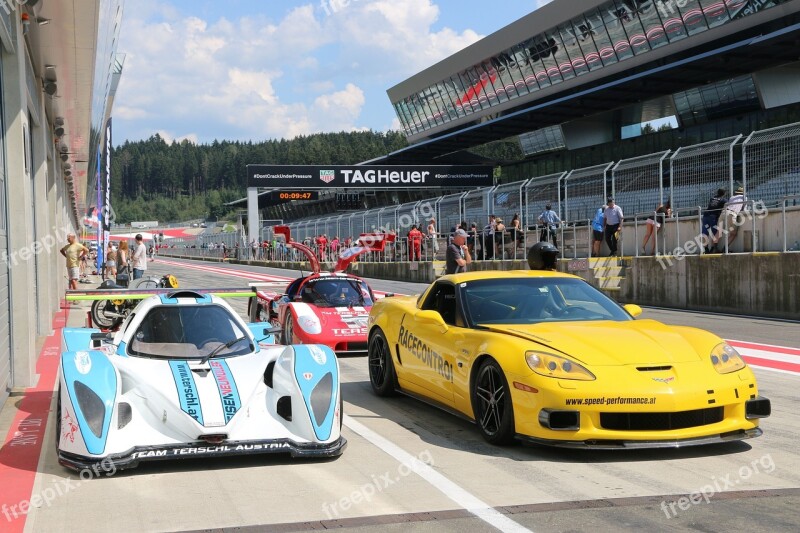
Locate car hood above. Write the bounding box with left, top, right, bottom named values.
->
left=482, top=319, right=705, bottom=366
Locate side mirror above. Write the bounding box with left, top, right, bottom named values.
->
left=91, top=332, right=111, bottom=341
left=263, top=327, right=281, bottom=335
left=415, top=310, right=447, bottom=330
left=623, top=304, right=643, bottom=318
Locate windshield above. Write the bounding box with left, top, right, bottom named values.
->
left=463, top=277, right=632, bottom=325
left=300, top=278, right=373, bottom=308
left=128, top=304, right=253, bottom=358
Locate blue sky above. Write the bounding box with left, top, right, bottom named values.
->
left=115, top=0, right=552, bottom=144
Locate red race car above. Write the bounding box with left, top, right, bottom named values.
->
left=248, top=227, right=394, bottom=355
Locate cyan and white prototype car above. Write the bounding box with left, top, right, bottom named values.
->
left=57, top=289, right=345, bottom=471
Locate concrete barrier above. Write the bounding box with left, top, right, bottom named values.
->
left=159, top=249, right=799, bottom=320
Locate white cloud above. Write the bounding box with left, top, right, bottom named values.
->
left=115, top=0, right=486, bottom=142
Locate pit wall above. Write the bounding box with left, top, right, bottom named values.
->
left=163, top=252, right=798, bottom=320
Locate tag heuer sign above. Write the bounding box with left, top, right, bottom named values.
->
left=247, top=165, right=493, bottom=189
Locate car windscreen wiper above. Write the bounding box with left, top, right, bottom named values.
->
left=199, top=336, right=250, bottom=365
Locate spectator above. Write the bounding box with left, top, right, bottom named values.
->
left=701, top=188, right=727, bottom=253
left=723, top=187, right=746, bottom=248
left=60, top=233, right=89, bottom=291
left=427, top=218, right=439, bottom=257
left=317, top=234, right=328, bottom=261
left=408, top=224, right=423, bottom=261
left=117, top=240, right=129, bottom=277
left=591, top=205, right=605, bottom=258
left=131, top=234, right=148, bottom=280
left=445, top=229, right=472, bottom=275
left=468, top=223, right=478, bottom=256
left=538, top=204, right=561, bottom=246
left=603, top=197, right=624, bottom=257
left=482, top=215, right=497, bottom=260
left=494, top=217, right=506, bottom=258
left=509, top=213, right=523, bottom=248
left=105, top=243, right=117, bottom=279
left=251, top=239, right=258, bottom=260
left=330, top=236, right=340, bottom=259
left=642, top=202, right=671, bottom=255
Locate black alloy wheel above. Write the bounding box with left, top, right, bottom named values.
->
left=368, top=329, right=398, bottom=396
left=472, top=358, right=516, bottom=445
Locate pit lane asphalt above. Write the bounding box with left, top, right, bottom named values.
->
left=21, top=258, right=800, bottom=533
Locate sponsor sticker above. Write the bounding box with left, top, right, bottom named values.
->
left=74, top=351, right=92, bottom=374
left=309, top=345, right=327, bottom=365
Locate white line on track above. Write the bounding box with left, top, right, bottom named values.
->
left=155, top=258, right=290, bottom=281
left=343, top=415, right=533, bottom=533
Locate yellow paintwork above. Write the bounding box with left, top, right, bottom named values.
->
left=368, top=270, right=763, bottom=445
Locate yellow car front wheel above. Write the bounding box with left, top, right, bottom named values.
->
left=472, top=358, right=516, bottom=445
left=368, top=329, right=398, bottom=397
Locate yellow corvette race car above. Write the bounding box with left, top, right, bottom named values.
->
left=367, top=271, right=770, bottom=448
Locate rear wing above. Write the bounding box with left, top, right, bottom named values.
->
left=65, top=287, right=257, bottom=302
left=334, top=232, right=396, bottom=272
left=272, top=225, right=395, bottom=274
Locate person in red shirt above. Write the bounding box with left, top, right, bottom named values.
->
left=408, top=225, right=423, bottom=261
left=316, top=234, right=328, bottom=261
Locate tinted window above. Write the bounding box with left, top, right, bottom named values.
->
left=129, top=304, right=251, bottom=358
left=302, top=278, right=373, bottom=308
left=463, top=277, right=632, bottom=325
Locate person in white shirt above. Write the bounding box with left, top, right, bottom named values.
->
left=603, top=197, right=624, bottom=256
left=427, top=218, right=439, bottom=255
left=131, top=234, right=148, bottom=279
left=723, top=186, right=747, bottom=248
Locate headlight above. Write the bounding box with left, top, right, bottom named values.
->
left=74, top=381, right=106, bottom=437
left=710, top=343, right=746, bottom=374
left=526, top=351, right=595, bottom=381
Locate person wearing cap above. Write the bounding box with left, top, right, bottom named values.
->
left=538, top=203, right=561, bottom=247
left=446, top=228, right=472, bottom=275
left=603, top=197, right=624, bottom=257
left=723, top=186, right=747, bottom=249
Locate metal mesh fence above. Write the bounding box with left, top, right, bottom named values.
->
left=397, top=201, right=422, bottom=233
left=463, top=188, right=492, bottom=228
left=378, top=207, right=396, bottom=233
left=323, top=217, right=337, bottom=239
left=438, top=192, right=464, bottom=234
left=336, top=215, right=350, bottom=241
left=492, top=179, right=527, bottom=226
left=363, top=209, right=381, bottom=234
left=743, top=121, right=800, bottom=205
left=564, top=163, right=613, bottom=222
left=669, top=135, right=741, bottom=210
left=524, top=172, right=565, bottom=228
left=612, top=150, right=669, bottom=216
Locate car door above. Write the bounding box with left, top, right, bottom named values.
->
left=396, top=281, right=462, bottom=405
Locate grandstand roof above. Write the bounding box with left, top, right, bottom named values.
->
left=372, top=2, right=800, bottom=164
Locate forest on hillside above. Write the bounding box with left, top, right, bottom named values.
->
left=109, top=130, right=410, bottom=223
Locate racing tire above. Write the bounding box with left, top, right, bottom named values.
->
left=283, top=314, right=295, bottom=345
left=91, top=300, right=122, bottom=330
left=368, top=329, right=398, bottom=397
left=471, top=358, right=516, bottom=445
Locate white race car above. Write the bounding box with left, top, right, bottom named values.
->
left=57, top=289, right=345, bottom=471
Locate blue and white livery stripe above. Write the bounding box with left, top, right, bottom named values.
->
left=169, top=361, right=204, bottom=425
left=210, top=360, right=241, bottom=423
